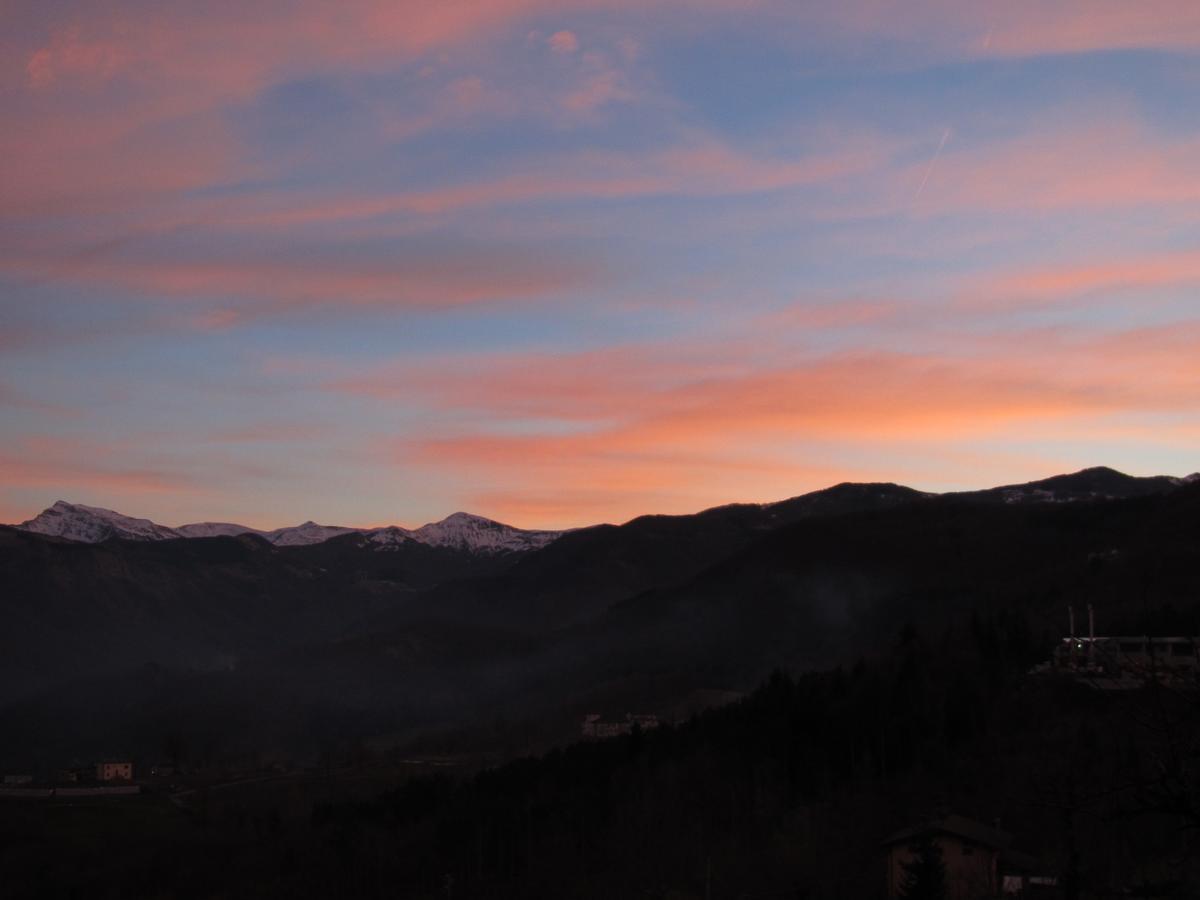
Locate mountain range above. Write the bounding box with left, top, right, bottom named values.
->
left=2, top=466, right=1198, bottom=768
left=14, top=464, right=1196, bottom=551
left=16, top=501, right=562, bottom=554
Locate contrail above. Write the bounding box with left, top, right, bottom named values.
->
left=913, top=127, right=951, bottom=204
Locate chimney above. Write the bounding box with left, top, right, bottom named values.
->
left=1088, top=603, right=1095, bottom=642
left=1068, top=605, right=1075, bottom=637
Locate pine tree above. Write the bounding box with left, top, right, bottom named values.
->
left=897, top=833, right=946, bottom=900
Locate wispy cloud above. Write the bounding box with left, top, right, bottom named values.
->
left=6, top=1, right=1200, bottom=528
left=316, top=315, right=1200, bottom=525
left=1, top=238, right=599, bottom=314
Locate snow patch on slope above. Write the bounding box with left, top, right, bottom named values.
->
left=361, top=526, right=416, bottom=550
left=265, top=521, right=360, bottom=546
left=20, top=501, right=183, bottom=542
left=14, top=503, right=566, bottom=554
left=409, top=512, right=562, bottom=554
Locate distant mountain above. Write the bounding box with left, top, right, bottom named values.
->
left=15, top=502, right=565, bottom=555
left=407, top=481, right=931, bottom=630
left=265, top=520, right=360, bottom=546
left=19, top=467, right=1193, bottom=553
left=404, top=511, right=562, bottom=554
left=175, top=521, right=268, bottom=539
left=587, top=475, right=1200, bottom=692
left=4, top=467, right=1198, bottom=767
left=19, top=500, right=184, bottom=542
left=955, top=465, right=1192, bottom=504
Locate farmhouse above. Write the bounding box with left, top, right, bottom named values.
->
left=1036, top=605, right=1200, bottom=688
left=580, top=713, right=660, bottom=739
left=882, top=814, right=1050, bottom=899
left=95, top=760, right=133, bottom=782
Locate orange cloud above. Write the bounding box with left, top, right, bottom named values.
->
left=337, top=317, right=1200, bottom=525
left=956, top=249, right=1200, bottom=314
left=348, top=323, right=1200, bottom=437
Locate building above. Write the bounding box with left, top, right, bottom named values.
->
left=2, top=774, right=33, bottom=786
left=1053, top=635, right=1198, bottom=676
left=1033, top=605, right=1200, bottom=688
left=581, top=713, right=660, bottom=739
left=882, top=814, right=1051, bottom=899
left=1041, top=634, right=1199, bottom=690
left=95, top=761, right=133, bottom=782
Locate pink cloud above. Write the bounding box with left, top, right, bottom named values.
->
left=0, top=438, right=201, bottom=498
left=956, top=248, right=1200, bottom=314
left=206, top=424, right=328, bottom=443
left=224, top=134, right=888, bottom=228
left=548, top=30, right=580, bottom=54
left=12, top=1, right=749, bottom=106
left=968, top=2, right=1200, bottom=58
left=563, top=67, right=632, bottom=113
left=0, top=102, right=241, bottom=218
left=0, top=241, right=598, bottom=313
left=905, top=115, right=1200, bottom=217
left=812, top=2, right=1200, bottom=59
left=762, top=299, right=901, bottom=330
left=0, top=2, right=627, bottom=220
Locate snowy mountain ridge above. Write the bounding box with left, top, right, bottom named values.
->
left=353, top=514, right=561, bottom=554
left=13, top=469, right=1197, bottom=555
left=20, top=500, right=185, bottom=543
left=407, top=511, right=561, bottom=553
left=15, top=501, right=564, bottom=555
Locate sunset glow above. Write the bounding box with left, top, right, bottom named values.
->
left=3, top=1, right=1199, bottom=528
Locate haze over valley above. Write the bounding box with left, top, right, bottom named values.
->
left=4, top=466, right=1196, bottom=767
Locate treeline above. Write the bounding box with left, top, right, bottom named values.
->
left=6, top=614, right=1198, bottom=899
left=289, top=616, right=1198, bottom=900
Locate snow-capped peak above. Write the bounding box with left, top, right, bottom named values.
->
left=13, top=502, right=564, bottom=555
left=407, top=511, right=562, bottom=554
left=361, top=525, right=416, bottom=549
left=19, top=500, right=184, bottom=543
left=358, top=514, right=564, bottom=554
left=265, top=521, right=360, bottom=546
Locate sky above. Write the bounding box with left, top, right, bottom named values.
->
left=2, top=1, right=1200, bottom=530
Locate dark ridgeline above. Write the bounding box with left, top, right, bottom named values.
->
left=1, top=468, right=1199, bottom=898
